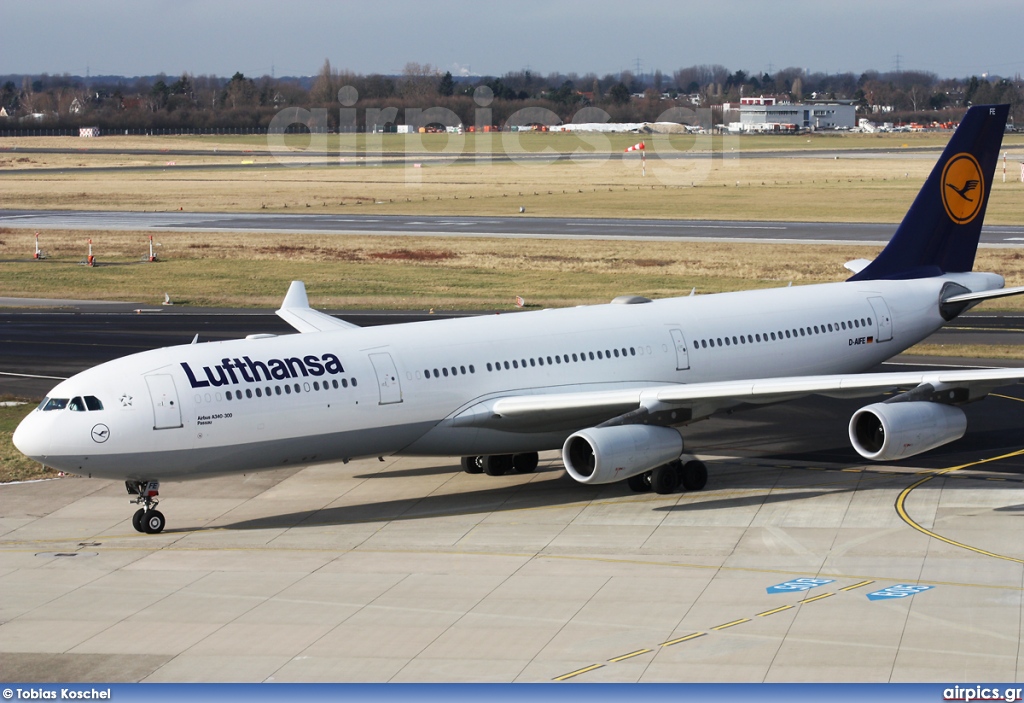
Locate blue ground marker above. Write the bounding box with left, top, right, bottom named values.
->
left=766, top=578, right=834, bottom=594
left=866, top=584, right=934, bottom=601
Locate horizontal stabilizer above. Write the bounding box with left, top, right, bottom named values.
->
left=942, top=284, right=1024, bottom=305
left=275, top=281, right=358, bottom=334
left=844, top=259, right=872, bottom=274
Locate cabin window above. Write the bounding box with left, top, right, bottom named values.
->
left=226, top=391, right=233, bottom=400
left=255, top=388, right=263, bottom=398
left=460, top=366, right=466, bottom=375
left=332, top=380, right=338, bottom=389
left=351, top=378, right=358, bottom=387
left=469, top=365, right=475, bottom=373
left=284, top=385, right=291, bottom=394
left=342, top=379, right=349, bottom=388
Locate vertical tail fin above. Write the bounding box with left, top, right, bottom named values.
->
left=849, top=104, right=1008, bottom=281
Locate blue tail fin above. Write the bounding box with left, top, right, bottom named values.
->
left=848, top=104, right=1008, bottom=281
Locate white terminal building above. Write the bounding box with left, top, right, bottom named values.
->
left=724, top=96, right=856, bottom=133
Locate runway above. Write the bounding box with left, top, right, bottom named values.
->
left=4, top=208, right=1024, bottom=245
left=2, top=305, right=1024, bottom=682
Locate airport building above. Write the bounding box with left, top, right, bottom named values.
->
left=725, top=96, right=857, bottom=132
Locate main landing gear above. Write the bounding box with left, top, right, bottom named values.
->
left=461, top=452, right=539, bottom=476
left=627, top=458, right=708, bottom=495
left=126, top=480, right=166, bottom=534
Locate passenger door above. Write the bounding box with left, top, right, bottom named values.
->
left=145, top=374, right=183, bottom=429
left=669, top=328, right=691, bottom=370
left=368, top=352, right=403, bottom=405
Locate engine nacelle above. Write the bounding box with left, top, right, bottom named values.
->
left=849, top=401, right=967, bottom=461
left=562, top=425, right=683, bottom=485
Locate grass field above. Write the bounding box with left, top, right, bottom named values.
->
left=2, top=131, right=1023, bottom=222
left=4, top=229, right=1024, bottom=310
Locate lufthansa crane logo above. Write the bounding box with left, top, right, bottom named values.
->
left=90, top=423, right=110, bottom=443
left=940, top=152, right=984, bottom=225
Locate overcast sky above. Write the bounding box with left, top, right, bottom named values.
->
left=2, top=0, right=1022, bottom=80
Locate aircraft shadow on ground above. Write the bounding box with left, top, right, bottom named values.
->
left=217, top=439, right=1024, bottom=531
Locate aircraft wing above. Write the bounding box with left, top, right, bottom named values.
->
left=275, top=281, right=359, bottom=333
left=454, top=367, right=1024, bottom=432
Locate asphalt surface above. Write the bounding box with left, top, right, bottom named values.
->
left=5, top=209, right=1024, bottom=244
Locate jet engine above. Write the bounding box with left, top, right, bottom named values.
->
left=849, top=401, right=967, bottom=461
left=562, top=425, right=683, bottom=485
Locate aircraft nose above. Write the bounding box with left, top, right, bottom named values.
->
left=12, top=413, right=46, bottom=459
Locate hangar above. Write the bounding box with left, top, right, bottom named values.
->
left=726, top=96, right=857, bottom=132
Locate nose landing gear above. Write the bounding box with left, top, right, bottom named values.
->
left=126, top=480, right=166, bottom=534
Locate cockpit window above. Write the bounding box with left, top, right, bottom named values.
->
left=42, top=398, right=69, bottom=411
left=69, top=397, right=86, bottom=412
left=84, top=396, right=103, bottom=411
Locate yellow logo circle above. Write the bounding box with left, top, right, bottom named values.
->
left=940, top=153, right=984, bottom=225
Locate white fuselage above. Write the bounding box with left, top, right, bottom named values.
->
left=13, top=275, right=968, bottom=482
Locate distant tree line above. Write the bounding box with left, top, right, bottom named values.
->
left=1, top=60, right=1021, bottom=134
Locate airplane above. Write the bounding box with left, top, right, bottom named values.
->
left=13, top=104, right=1024, bottom=535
